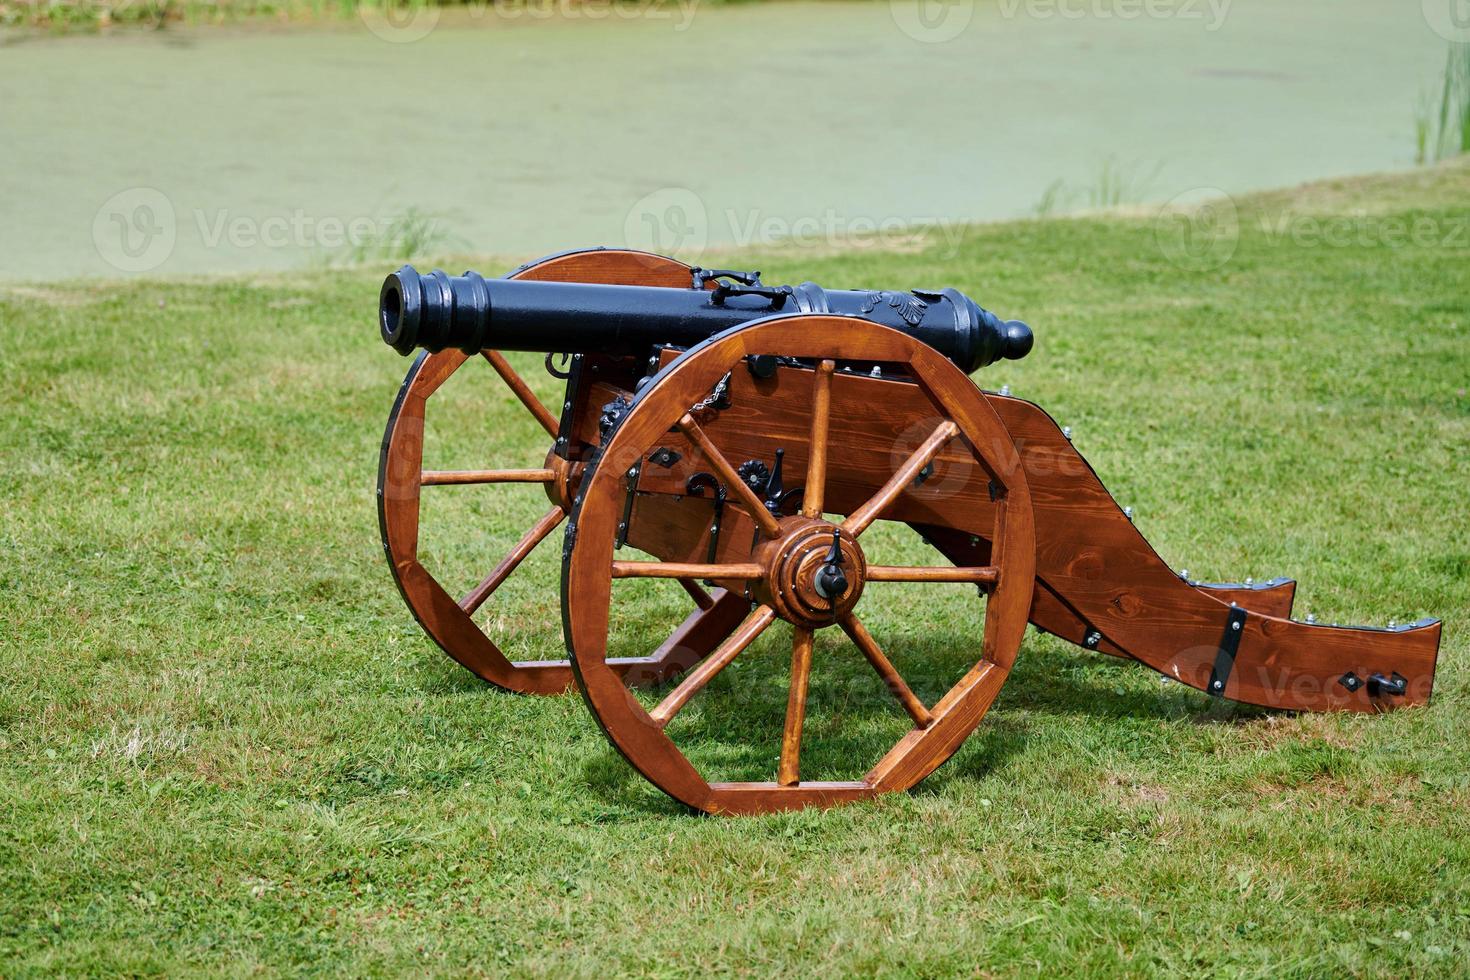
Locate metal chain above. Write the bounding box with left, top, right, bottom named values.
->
left=689, top=371, right=732, bottom=414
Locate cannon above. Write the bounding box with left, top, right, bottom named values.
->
left=376, top=248, right=1442, bottom=815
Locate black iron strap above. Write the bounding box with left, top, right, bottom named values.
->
left=1208, top=606, right=1249, bottom=698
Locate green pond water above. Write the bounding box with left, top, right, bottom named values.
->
left=0, top=0, right=1452, bottom=280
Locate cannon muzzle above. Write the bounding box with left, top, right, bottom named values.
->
left=381, top=264, right=1032, bottom=373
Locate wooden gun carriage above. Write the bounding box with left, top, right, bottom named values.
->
left=377, top=248, right=1442, bottom=815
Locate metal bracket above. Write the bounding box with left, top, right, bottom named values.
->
left=615, top=463, right=640, bottom=549
left=1207, top=606, right=1249, bottom=697
left=686, top=472, right=726, bottom=565
left=648, top=447, right=681, bottom=468
left=1367, top=672, right=1408, bottom=697
left=553, top=353, right=586, bottom=459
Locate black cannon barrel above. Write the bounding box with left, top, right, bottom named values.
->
left=380, top=265, right=1032, bottom=373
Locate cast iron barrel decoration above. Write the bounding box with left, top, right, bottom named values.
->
left=374, top=247, right=1442, bottom=816
left=380, top=265, right=1035, bottom=373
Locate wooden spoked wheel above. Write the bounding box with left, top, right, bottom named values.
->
left=377, top=248, right=718, bottom=694
left=564, top=315, right=1036, bottom=814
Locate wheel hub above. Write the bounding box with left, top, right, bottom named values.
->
left=755, top=519, right=867, bottom=628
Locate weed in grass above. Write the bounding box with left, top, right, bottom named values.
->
left=1086, top=155, right=1164, bottom=209
left=337, top=207, right=455, bottom=266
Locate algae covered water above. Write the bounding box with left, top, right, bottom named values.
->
left=0, top=0, right=1451, bottom=279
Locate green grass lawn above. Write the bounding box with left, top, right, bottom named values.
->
left=2, top=162, right=1468, bottom=976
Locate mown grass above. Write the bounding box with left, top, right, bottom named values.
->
left=2, top=161, right=1468, bottom=975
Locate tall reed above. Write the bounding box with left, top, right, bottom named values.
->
left=1417, top=43, right=1470, bottom=164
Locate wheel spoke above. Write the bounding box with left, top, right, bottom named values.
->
left=801, top=360, right=836, bottom=518
left=678, top=577, right=715, bottom=611
left=459, top=506, right=565, bottom=615
left=841, top=420, right=959, bottom=537
left=649, top=605, right=776, bottom=728
left=866, top=565, right=999, bottom=587
left=611, top=561, right=764, bottom=581
left=421, top=468, right=554, bottom=486
left=676, top=413, right=783, bottom=538
left=839, top=614, right=933, bottom=729
left=777, top=627, right=815, bottom=786
left=483, top=350, right=560, bottom=438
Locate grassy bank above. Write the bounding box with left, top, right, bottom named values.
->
left=0, top=0, right=739, bottom=32
left=1, top=161, right=1468, bottom=974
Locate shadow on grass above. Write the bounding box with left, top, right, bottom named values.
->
left=402, top=597, right=1272, bottom=815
